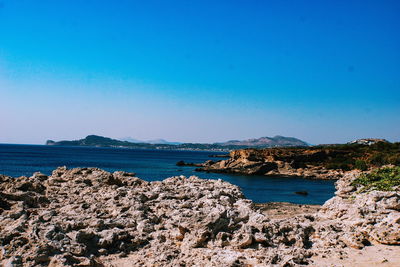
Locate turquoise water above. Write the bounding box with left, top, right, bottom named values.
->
left=0, top=144, right=335, bottom=204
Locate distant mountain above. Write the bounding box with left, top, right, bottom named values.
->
left=146, top=139, right=182, bottom=145
left=119, top=137, right=145, bottom=143
left=120, top=137, right=182, bottom=145
left=46, top=135, right=309, bottom=151
left=216, top=135, right=309, bottom=147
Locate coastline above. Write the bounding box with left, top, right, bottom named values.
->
left=0, top=143, right=230, bottom=153
left=0, top=144, right=336, bottom=205
left=189, top=144, right=400, bottom=180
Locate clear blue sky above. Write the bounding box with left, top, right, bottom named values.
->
left=0, top=0, right=399, bottom=144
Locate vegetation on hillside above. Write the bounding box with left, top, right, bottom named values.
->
left=313, top=142, right=400, bottom=171
left=352, top=167, right=400, bottom=192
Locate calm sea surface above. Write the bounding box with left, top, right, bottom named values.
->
left=0, top=144, right=335, bottom=204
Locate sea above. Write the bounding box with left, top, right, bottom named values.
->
left=0, top=144, right=335, bottom=205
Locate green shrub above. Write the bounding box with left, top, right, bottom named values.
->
left=352, top=167, right=400, bottom=192
left=369, top=153, right=387, bottom=166
left=326, top=163, right=340, bottom=170
left=326, top=162, right=351, bottom=171
left=354, top=159, right=368, bottom=171
left=388, top=154, right=400, bottom=166
left=340, top=163, right=351, bottom=171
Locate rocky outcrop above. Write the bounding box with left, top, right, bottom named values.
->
left=1, top=167, right=399, bottom=266
left=175, top=160, right=205, bottom=167
left=194, top=142, right=400, bottom=180
left=314, top=172, right=400, bottom=249
left=0, top=167, right=316, bottom=266
left=195, top=148, right=348, bottom=179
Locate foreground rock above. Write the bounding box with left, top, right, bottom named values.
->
left=0, top=167, right=399, bottom=266
left=255, top=202, right=320, bottom=220
left=310, top=170, right=400, bottom=266
left=315, top=172, right=400, bottom=249
left=0, top=167, right=315, bottom=266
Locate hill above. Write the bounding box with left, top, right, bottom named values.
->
left=217, top=135, right=309, bottom=147
left=45, top=135, right=309, bottom=151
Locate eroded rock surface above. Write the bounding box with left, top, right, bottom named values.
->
left=1, top=167, right=399, bottom=266
left=1, top=167, right=315, bottom=266
left=315, top=172, right=400, bottom=249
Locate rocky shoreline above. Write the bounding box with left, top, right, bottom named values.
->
left=190, top=142, right=400, bottom=180
left=188, top=148, right=356, bottom=180
left=1, top=167, right=399, bottom=266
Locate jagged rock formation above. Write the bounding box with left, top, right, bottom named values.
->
left=315, top=172, right=400, bottom=249
left=0, top=168, right=315, bottom=266
left=0, top=167, right=399, bottom=266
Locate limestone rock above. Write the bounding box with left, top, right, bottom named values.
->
left=314, top=172, right=400, bottom=248
left=1, top=167, right=399, bottom=266
left=0, top=167, right=315, bottom=266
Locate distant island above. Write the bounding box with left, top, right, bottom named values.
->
left=46, top=135, right=309, bottom=151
